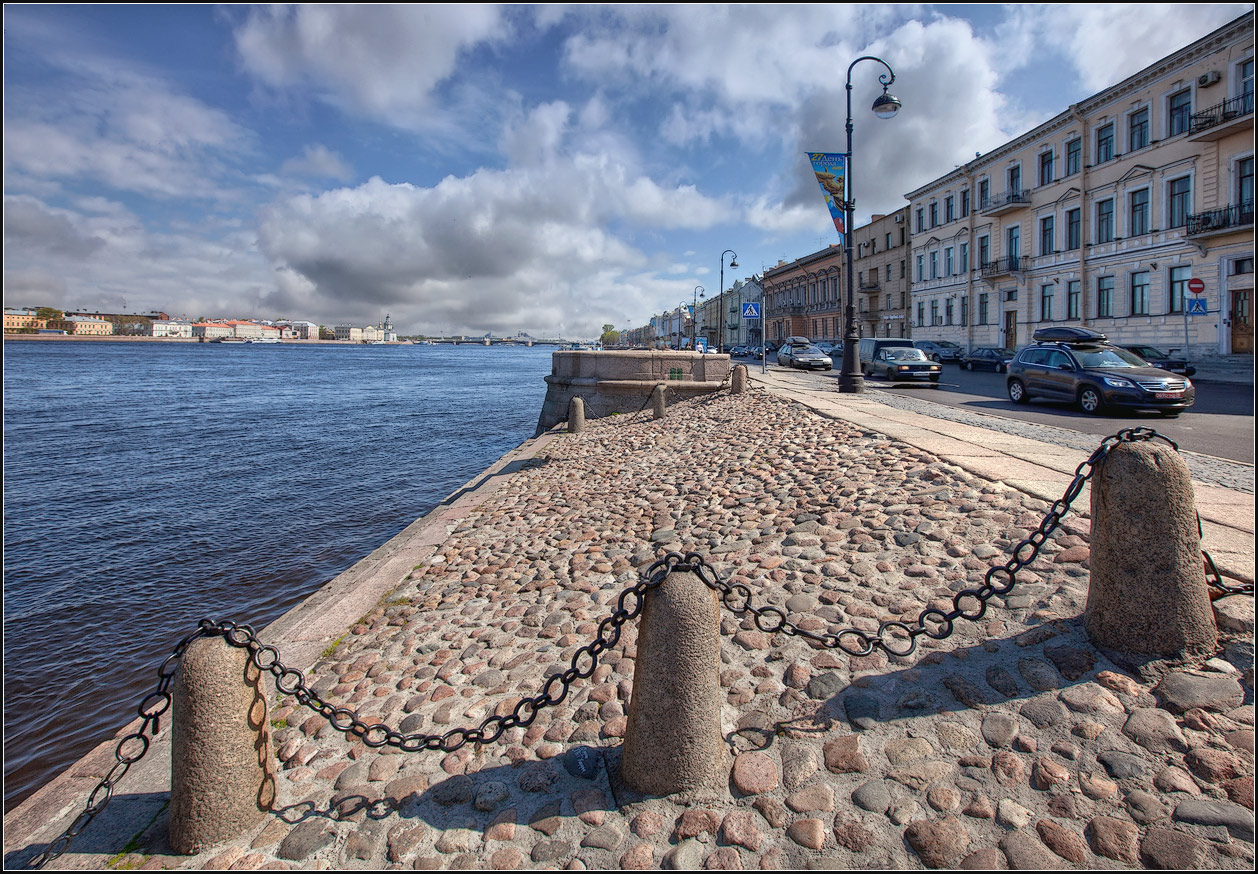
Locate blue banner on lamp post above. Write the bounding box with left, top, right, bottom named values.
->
left=807, top=152, right=847, bottom=244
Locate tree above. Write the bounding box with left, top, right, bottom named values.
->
left=35, top=307, right=63, bottom=322
left=599, top=323, right=618, bottom=346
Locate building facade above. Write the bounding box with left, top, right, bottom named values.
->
left=853, top=207, right=913, bottom=338
left=192, top=322, right=233, bottom=340
left=151, top=319, right=193, bottom=338
left=4, top=308, right=45, bottom=332
left=761, top=245, right=844, bottom=346
left=907, top=12, right=1253, bottom=358
left=48, top=316, right=114, bottom=335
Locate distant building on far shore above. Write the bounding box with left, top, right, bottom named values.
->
left=48, top=315, right=114, bottom=336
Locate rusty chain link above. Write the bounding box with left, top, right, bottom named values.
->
left=28, top=427, right=1248, bottom=868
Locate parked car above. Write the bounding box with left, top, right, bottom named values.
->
left=913, top=339, right=964, bottom=362
left=866, top=346, right=942, bottom=382
left=779, top=343, right=833, bottom=371
left=1119, top=344, right=1197, bottom=376
left=815, top=341, right=837, bottom=355
left=1005, top=327, right=1194, bottom=416
left=960, top=347, right=1015, bottom=372
left=729, top=345, right=748, bottom=357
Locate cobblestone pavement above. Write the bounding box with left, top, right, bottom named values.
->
left=32, top=388, right=1256, bottom=871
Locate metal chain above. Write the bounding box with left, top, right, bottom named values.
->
left=28, top=426, right=1244, bottom=868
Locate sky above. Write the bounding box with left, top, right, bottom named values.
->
left=3, top=4, right=1252, bottom=340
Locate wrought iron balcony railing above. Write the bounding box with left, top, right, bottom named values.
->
left=980, top=190, right=1031, bottom=214
left=1186, top=201, right=1254, bottom=235
left=979, top=256, right=1031, bottom=278
left=1190, top=92, right=1254, bottom=135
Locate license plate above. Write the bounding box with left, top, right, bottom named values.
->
left=1155, top=392, right=1181, bottom=399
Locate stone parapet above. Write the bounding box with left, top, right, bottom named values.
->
left=535, top=350, right=729, bottom=434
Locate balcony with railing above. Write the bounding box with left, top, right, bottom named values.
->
left=1189, top=92, right=1254, bottom=141
left=979, top=256, right=1031, bottom=279
left=858, top=279, right=881, bottom=295
left=1186, top=200, right=1254, bottom=236
left=980, top=190, right=1031, bottom=215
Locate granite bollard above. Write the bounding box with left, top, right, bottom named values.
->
left=567, top=396, right=585, bottom=433
left=170, top=635, right=275, bottom=854
left=620, top=567, right=726, bottom=795
left=1084, top=440, right=1217, bottom=664
left=731, top=365, right=747, bottom=394
left=651, top=384, right=667, bottom=420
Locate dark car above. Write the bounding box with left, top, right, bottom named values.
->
left=1119, top=344, right=1197, bottom=376
left=867, top=346, right=942, bottom=382
left=960, top=347, right=1015, bottom=372
left=779, top=343, right=833, bottom=370
left=1005, top=327, right=1194, bottom=416
left=913, top=340, right=964, bottom=362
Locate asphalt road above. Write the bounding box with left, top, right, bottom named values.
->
left=759, top=356, right=1255, bottom=464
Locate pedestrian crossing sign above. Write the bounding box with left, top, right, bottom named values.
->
left=1187, top=298, right=1207, bottom=315
left=742, top=302, right=761, bottom=319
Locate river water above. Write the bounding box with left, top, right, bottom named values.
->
left=2, top=340, right=553, bottom=812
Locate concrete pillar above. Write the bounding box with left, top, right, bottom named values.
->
left=170, top=636, right=275, bottom=854
left=651, top=384, right=666, bottom=420
left=1084, top=440, right=1217, bottom=663
left=620, top=569, right=726, bottom=795
left=731, top=365, right=747, bottom=394
left=567, top=396, right=585, bottom=433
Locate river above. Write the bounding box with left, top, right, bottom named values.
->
left=2, top=340, right=553, bottom=812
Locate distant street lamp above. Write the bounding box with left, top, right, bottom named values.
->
left=718, top=250, right=738, bottom=354
left=692, top=286, right=705, bottom=349
left=839, top=56, right=901, bottom=394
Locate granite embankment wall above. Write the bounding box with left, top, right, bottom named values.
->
left=535, top=350, right=730, bottom=434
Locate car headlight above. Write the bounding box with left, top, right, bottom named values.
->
left=1102, top=376, right=1133, bottom=388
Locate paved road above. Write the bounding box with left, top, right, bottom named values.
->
left=757, top=358, right=1254, bottom=465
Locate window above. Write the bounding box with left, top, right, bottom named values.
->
left=1066, top=208, right=1081, bottom=250
left=885, top=233, right=892, bottom=250
left=945, top=298, right=954, bottom=325
left=979, top=178, right=990, bottom=207
left=1065, top=138, right=1081, bottom=176
left=916, top=208, right=925, bottom=232
left=1040, top=284, right=1054, bottom=321
left=1040, top=215, right=1055, bottom=255
left=900, top=291, right=906, bottom=307
left=885, top=263, right=892, bottom=281
left=961, top=296, right=968, bottom=327
left=929, top=251, right=938, bottom=280
left=1243, top=58, right=1255, bottom=114
left=929, top=202, right=938, bottom=228
left=916, top=254, right=924, bottom=282
left=944, top=246, right=953, bottom=276
left=978, top=235, right=990, bottom=266
left=1097, top=198, right=1114, bottom=243
left=1008, top=164, right=1022, bottom=194
left=1067, top=280, right=1080, bottom=320
left=1006, top=224, right=1020, bottom=259
left=945, top=196, right=955, bottom=223
left=930, top=300, right=939, bottom=326
left=1232, top=257, right=1254, bottom=275
left=1097, top=276, right=1114, bottom=317
left=1131, top=270, right=1150, bottom=315
left=1128, top=107, right=1149, bottom=151
left=1168, top=176, right=1191, bottom=228
left=1239, top=156, right=1254, bottom=209
left=1169, top=266, right=1190, bottom=313
left=979, top=292, right=989, bottom=325
left=917, top=301, right=925, bottom=326
left=900, top=259, right=905, bottom=278
left=1129, top=188, right=1149, bottom=236
left=1039, top=150, right=1054, bottom=186
left=1096, top=123, right=1114, bottom=163
left=960, top=242, right=969, bottom=273
left=1168, top=90, right=1192, bottom=137
left=961, top=189, right=970, bottom=217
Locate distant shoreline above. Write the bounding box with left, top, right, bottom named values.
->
left=2, top=334, right=400, bottom=345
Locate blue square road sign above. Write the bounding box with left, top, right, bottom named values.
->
left=742, top=302, right=761, bottom=319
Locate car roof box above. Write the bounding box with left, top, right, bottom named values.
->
left=1032, top=326, right=1107, bottom=344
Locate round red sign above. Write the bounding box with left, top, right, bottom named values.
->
left=1187, top=278, right=1206, bottom=294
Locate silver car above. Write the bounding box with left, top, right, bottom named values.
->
left=779, top=344, right=833, bottom=371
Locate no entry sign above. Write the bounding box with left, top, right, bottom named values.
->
left=1187, top=278, right=1206, bottom=294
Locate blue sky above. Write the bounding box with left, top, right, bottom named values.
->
left=4, top=4, right=1250, bottom=339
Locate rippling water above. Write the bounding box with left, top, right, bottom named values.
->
left=2, top=340, right=552, bottom=811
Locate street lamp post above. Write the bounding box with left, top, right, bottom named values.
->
left=838, top=56, right=901, bottom=394
left=692, top=286, right=705, bottom=350
left=718, top=250, right=738, bottom=354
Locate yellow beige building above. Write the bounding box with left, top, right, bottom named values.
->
left=907, top=12, right=1253, bottom=358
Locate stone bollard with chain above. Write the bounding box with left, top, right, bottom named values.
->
left=620, top=566, right=726, bottom=795
left=731, top=364, right=747, bottom=394
left=567, top=396, right=586, bottom=433
left=651, top=383, right=667, bottom=420
left=170, top=635, right=275, bottom=853
left=1084, top=439, right=1217, bottom=666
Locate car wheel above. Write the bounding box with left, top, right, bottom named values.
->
left=962, top=361, right=972, bottom=371
left=1159, top=410, right=1181, bottom=418
left=931, top=354, right=941, bottom=363
left=1078, top=386, right=1105, bottom=415
left=995, top=362, right=1005, bottom=373
left=1007, top=379, right=1028, bottom=404
left=929, top=375, right=940, bottom=382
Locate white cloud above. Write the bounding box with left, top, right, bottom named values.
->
left=280, top=145, right=354, bottom=182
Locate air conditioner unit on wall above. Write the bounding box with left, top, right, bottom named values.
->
left=895, top=215, right=904, bottom=223
left=1198, top=70, right=1221, bottom=87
